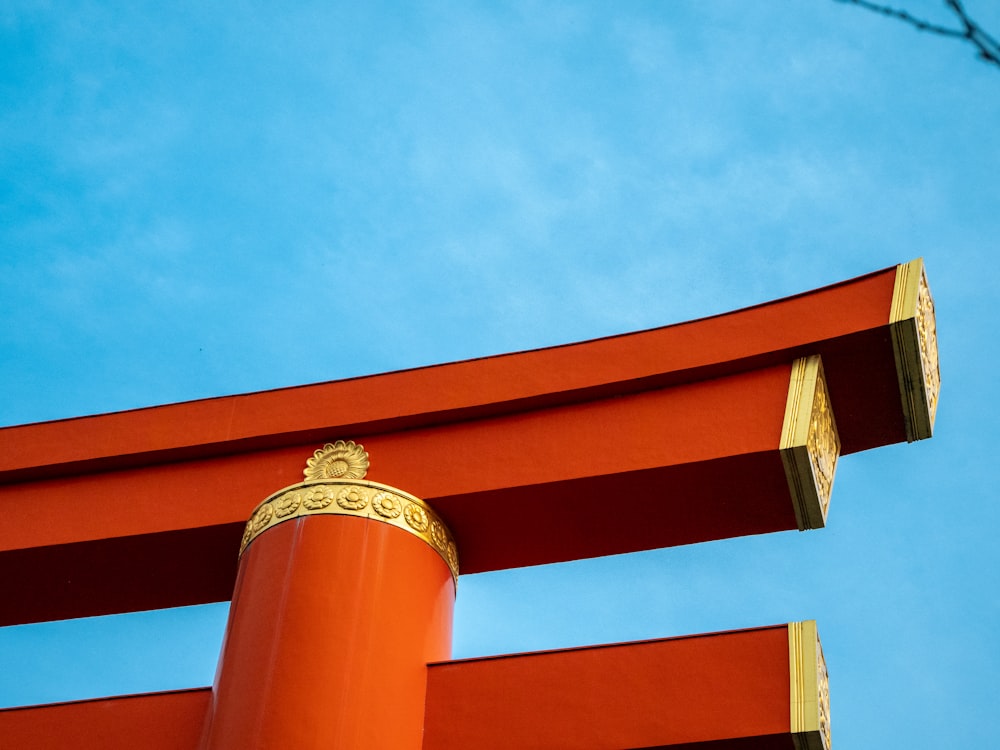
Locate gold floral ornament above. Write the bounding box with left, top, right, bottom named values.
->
left=302, top=486, right=335, bottom=510
left=337, top=486, right=368, bottom=510
left=304, top=440, right=369, bottom=482
left=275, top=492, right=301, bottom=518
left=252, top=504, right=274, bottom=531
left=372, top=492, right=403, bottom=519
left=404, top=504, right=429, bottom=532
left=806, top=373, right=838, bottom=520
left=238, top=442, right=460, bottom=583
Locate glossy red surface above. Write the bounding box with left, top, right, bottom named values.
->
left=0, top=266, right=904, bottom=625
left=0, top=266, right=898, bottom=482
left=424, top=625, right=792, bottom=749
left=200, top=514, right=454, bottom=750
left=0, top=689, right=211, bottom=750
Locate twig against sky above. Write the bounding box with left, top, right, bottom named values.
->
left=834, top=0, right=1000, bottom=69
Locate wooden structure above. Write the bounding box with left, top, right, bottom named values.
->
left=0, top=259, right=939, bottom=748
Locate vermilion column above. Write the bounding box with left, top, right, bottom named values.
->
left=200, top=442, right=458, bottom=750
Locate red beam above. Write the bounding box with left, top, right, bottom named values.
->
left=1, top=623, right=827, bottom=750
left=0, top=689, right=210, bottom=750
left=0, top=265, right=898, bottom=484
left=0, top=262, right=936, bottom=625
left=423, top=623, right=821, bottom=750
left=0, top=364, right=801, bottom=624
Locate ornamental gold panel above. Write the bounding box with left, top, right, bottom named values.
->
left=780, top=355, right=841, bottom=531
left=239, top=443, right=459, bottom=582
left=890, top=258, right=941, bottom=442
left=789, top=620, right=831, bottom=750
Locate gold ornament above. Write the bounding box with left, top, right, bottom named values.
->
left=372, top=491, right=403, bottom=519
left=781, top=355, right=841, bottom=531
left=304, top=440, right=369, bottom=482
left=890, top=258, right=941, bottom=441
left=239, top=443, right=459, bottom=582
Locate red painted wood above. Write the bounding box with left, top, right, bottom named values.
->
left=0, top=365, right=797, bottom=624
left=0, top=266, right=897, bottom=483
left=0, top=688, right=210, bottom=750
left=0, top=523, right=244, bottom=624
left=0, top=265, right=908, bottom=625
left=423, top=625, right=793, bottom=750
left=0, top=626, right=798, bottom=750
left=201, top=515, right=454, bottom=750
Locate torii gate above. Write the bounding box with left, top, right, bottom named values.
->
left=0, top=259, right=939, bottom=749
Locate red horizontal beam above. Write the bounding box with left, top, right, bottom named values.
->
left=0, top=263, right=930, bottom=625
left=0, top=265, right=899, bottom=486
left=1, top=624, right=824, bottom=750
left=424, top=624, right=803, bottom=750
left=0, top=364, right=801, bottom=625
left=0, top=689, right=210, bottom=750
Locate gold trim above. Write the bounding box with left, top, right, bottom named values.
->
left=789, top=620, right=831, bottom=750
left=240, top=479, right=459, bottom=582
left=780, top=356, right=841, bottom=530
left=890, top=258, right=940, bottom=442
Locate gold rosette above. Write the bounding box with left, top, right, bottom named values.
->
left=239, top=441, right=458, bottom=583
left=304, top=440, right=370, bottom=482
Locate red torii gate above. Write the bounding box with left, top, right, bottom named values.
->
left=0, top=259, right=939, bottom=749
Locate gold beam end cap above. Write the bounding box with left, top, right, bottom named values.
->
left=890, top=258, right=940, bottom=442
left=789, top=620, right=831, bottom=750
left=781, top=356, right=841, bottom=531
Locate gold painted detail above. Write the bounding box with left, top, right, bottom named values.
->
left=304, top=440, right=370, bottom=482
left=890, top=258, right=940, bottom=441
left=239, top=479, right=459, bottom=582
left=780, top=356, right=841, bottom=530
left=789, top=620, right=831, bottom=750
left=817, top=641, right=831, bottom=750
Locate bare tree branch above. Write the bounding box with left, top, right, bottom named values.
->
left=834, top=0, right=1000, bottom=69
left=945, top=0, right=1000, bottom=65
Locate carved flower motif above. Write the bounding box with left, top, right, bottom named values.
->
left=275, top=492, right=301, bottom=518
left=916, top=274, right=941, bottom=418
left=240, top=520, right=254, bottom=549
left=304, top=440, right=369, bottom=482
left=372, top=492, right=402, bottom=518
left=336, top=487, right=368, bottom=511
left=251, top=504, right=274, bottom=531
left=403, top=503, right=429, bottom=532
left=817, top=645, right=831, bottom=749
left=445, top=541, right=459, bottom=571
left=302, top=487, right=335, bottom=510
left=807, top=379, right=839, bottom=512
left=430, top=520, right=448, bottom=550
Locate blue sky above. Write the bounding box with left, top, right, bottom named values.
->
left=1, top=1, right=998, bottom=746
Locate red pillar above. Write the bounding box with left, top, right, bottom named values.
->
left=200, top=466, right=457, bottom=750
